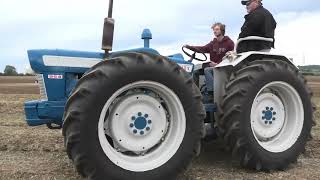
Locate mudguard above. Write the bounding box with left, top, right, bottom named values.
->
left=216, top=51, right=295, bottom=68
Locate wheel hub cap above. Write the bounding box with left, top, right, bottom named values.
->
left=262, top=107, right=277, bottom=124
left=108, top=94, right=167, bottom=152
left=130, top=112, right=152, bottom=136
left=251, top=93, right=285, bottom=140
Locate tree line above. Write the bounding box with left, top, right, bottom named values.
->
left=298, top=65, right=320, bottom=76
left=0, top=65, right=33, bottom=76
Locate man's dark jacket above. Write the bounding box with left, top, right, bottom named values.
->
left=237, top=6, right=277, bottom=53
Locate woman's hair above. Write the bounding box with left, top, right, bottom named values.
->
left=212, top=22, right=226, bottom=35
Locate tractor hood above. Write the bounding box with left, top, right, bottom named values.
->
left=27, top=48, right=161, bottom=74
left=27, top=48, right=193, bottom=74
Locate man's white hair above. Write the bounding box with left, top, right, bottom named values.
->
left=255, top=0, right=262, bottom=5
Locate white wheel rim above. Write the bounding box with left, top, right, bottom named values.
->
left=250, top=81, right=304, bottom=153
left=98, top=81, right=186, bottom=172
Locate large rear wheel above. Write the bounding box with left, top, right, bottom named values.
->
left=218, top=59, right=314, bottom=170
left=62, top=52, right=205, bottom=179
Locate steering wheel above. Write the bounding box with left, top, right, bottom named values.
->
left=182, top=46, right=208, bottom=62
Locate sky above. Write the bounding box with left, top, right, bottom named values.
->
left=1, top=0, right=320, bottom=73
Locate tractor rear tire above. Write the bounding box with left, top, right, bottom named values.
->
left=62, top=52, right=205, bottom=180
left=218, top=59, right=314, bottom=170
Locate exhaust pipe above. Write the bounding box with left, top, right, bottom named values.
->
left=108, top=0, right=113, bottom=18
left=102, top=0, right=115, bottom=55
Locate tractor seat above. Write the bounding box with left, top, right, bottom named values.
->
left=235, top=36, right=274, bottom=54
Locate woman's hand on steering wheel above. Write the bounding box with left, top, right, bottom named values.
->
left=182, top=45, right=208, bottom=62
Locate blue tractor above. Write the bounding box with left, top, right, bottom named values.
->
left=24, top=1, right=315, bottom=179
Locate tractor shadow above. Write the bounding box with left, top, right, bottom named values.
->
left=197, top=139, right=234, bottom=165
left=179, top=139, right=262, bottom=180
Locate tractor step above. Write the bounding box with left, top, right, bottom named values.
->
left=24, top=100, right=65, bottom=127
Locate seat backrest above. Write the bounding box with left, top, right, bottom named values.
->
left=235, top=36, right=274, bottom=53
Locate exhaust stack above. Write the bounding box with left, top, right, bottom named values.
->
left=102, top=0, right=115, bottom=55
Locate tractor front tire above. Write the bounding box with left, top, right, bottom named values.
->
left=218, top=59, right=314, bottom=170
left=62, top=52, right=205, bottom=180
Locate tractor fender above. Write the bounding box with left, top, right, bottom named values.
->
left=215, top=51, right=297, bottom=69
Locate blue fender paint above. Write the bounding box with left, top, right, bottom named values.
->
left=24, top=29, right=213, bottom=127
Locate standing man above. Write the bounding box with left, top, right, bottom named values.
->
left=237, top=0, right=277, bottom=53
left=185, top=23, right=234, bottom=96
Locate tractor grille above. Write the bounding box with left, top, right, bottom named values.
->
left=36, top=74, right=48, bottom=100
